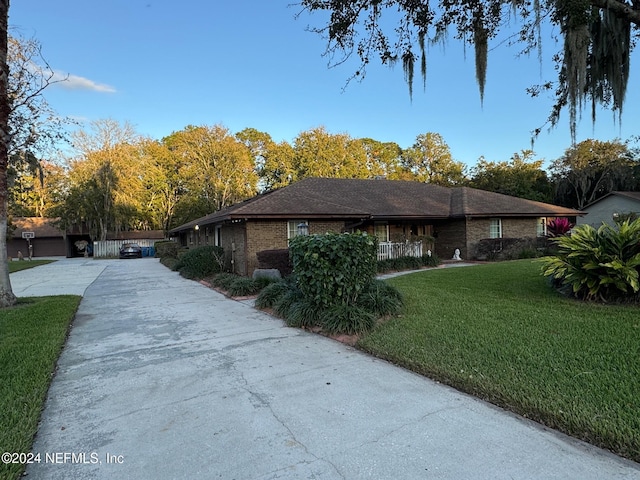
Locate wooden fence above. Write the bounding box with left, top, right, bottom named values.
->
left=93, top=239, right=158, bottom=258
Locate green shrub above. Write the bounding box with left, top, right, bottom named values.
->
left=320, top=304, right=376, bottom=335
left=227, top=277, right=261, bottom=297
left=253, top=275, right=277, bottom=290
left=377, top=253, right=440, bottom=273
left=208, top=273, right=278, bottom=297
left=256, top=278, right=404, bottom=335
left=273, top=284, right=304, bottom=319
left=155, top=240, right=180, bottom=258
left=421, top=252, right=440, bottom=267
left=289, top=232, right=377, bottom=308
left=541, top=218, right=640, bottom=302
left=284, top=298, right=322, bottom=328
left=160, top=256, right=180, bottom=270
left=210, top=272, right=238, bottom=290
left=518, top=248, right=539, bottom=259
left=358, top=280, right=404, bottom=317
left=255, top=280, right=291, bottom=309
left=175, top=245, right=225, bottom=279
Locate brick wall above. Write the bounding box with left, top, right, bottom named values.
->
left=466, top=217, right=541, bottom=259
left=503, top=218, right=539, bottom=238
left=243, top=220, right=346, bottom=276
left=309, top=221, right=345, bottom=235
left=434, top=219, right=467, bottom=259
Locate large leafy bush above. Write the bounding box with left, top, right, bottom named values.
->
left=259, top=232, right=403, bottom=334
left=541, top=219, right=640, bottom=302
left=154, top=240, right=180, bottom=258
left=175, top=245, right=225, bottom=279
left=289, top=232, right=378, bottom=308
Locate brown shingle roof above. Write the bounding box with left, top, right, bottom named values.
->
left=449, top=187, right=580, bottom=217
left=170, top=178, right=582, bottom=233
left=11, top=217, right=64, bottom=238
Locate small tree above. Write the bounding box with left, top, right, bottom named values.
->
left=1, top=31, right=71, bottom=306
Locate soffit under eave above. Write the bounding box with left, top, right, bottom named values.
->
left=369, top=215, right=450, bottom=221
left=450, top=212, right=584, bottom=219
left=226, top=214, right=370, bottom=220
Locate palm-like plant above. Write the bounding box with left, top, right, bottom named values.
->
left=541, top=218, right=640, bottom=302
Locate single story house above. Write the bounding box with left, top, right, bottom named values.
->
left=7, top=217, right=67, bottom=258
left=169, top=177, right=582, bottom=276
left=576, top=191, right=640, bottom=227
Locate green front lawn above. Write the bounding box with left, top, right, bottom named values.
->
left=0, top=296, right=81, bottom=480
left=359, top=260, right=640, bottom=462
left=8, top=259, right=54, bottom=273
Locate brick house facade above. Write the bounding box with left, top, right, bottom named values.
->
left=170, top=178, right=581, bottom=275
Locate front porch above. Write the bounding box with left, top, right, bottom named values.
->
left=377, top=241, right=425, bottom=261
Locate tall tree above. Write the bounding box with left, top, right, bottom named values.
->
left=469, top=150, right=553, bottom=202
left=298, top=0, right=640, bottom=138
left=550, top=139, right=638, bottom=209
left=141, top=138, right=186, bottom=234
left=400, top=132, right=466, bottom=186
left=260, top=140, right=296, bottom=190
left=165, top=124, right=258, bottom=216
left=8, top=158, right=64, bottom=217
left=292, top=126, right=371, bottom=180
left=359, top=137, right=404, bottom=179
left=236, top=128, right=297, bottom=191
left=0, top=0, right=13, bottom=306
left=55, top=120, right=147, bottom=240
left=1, top=30, right=75, bottom=306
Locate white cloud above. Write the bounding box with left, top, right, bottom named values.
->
left=52, top=70, right=117, bottom=93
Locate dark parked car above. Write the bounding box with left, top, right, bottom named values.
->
left=119, top=243, right=143, bottom=259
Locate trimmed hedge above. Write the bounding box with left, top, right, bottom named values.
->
left=377, top=253, right=440, bottom=273
left=474, top=237, right=550, bottom=261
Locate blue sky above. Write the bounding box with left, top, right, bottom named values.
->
left=9, top=0, right=640, bottom=169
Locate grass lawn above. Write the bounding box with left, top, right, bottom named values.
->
left=8, top=259, right=54, bottom=273
left=0, top=295, right=81, bottom=480
left=359, top=260, right=640, bottom=462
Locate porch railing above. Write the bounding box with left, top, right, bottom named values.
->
left=378, top=241, right=424, bottom=261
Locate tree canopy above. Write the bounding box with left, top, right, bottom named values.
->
left=469, top=150, right=553, bottom=202
left=298, top=0, right=640, bottom=139
left=550, top=138, right=638, bottom=208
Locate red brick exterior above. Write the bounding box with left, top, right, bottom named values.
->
left=231, top=220, right=347, bottom=276
left=193, top=216, right=545, bottom=273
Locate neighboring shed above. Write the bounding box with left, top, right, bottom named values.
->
left=577, top=192, right=640, bottom=227
left=7, top=217, right=66, bottom=258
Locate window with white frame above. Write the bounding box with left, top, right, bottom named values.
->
left=374, top=222, right=389, bottom=242
left=287, top=220, right=308, bottom=240
left=489, top=218, right=502, bottom=239
left=537, top=217, right=547, bottom=237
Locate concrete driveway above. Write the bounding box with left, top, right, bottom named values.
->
left=14, top=258, right=640, bottom=479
